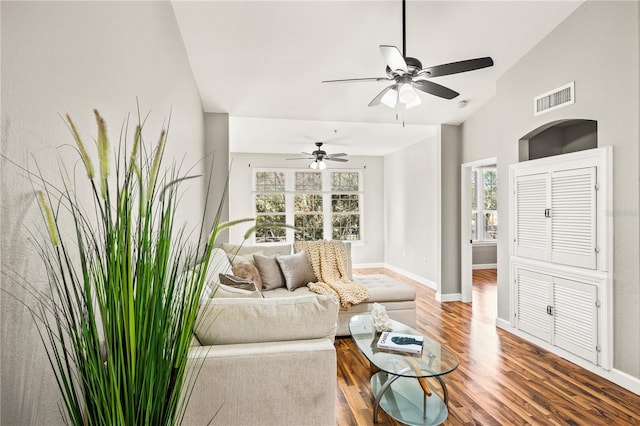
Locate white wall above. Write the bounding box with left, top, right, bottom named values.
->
left=0, top=2, right=204, bottom=424
left=227, top=153, right=385, bottom=265
left=462, top=1, right=640, bottom=378
left=384, top=135, right=439, bottom=285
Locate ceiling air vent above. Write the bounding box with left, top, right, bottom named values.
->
left=534, top=82, right=575, bottom=116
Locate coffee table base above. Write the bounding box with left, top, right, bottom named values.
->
left=371, top=373, right=448, bottom=426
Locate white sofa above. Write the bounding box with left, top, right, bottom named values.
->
left=181, top=241, right=416, bottom=425
left=219, top=241, right=417, bottom=335
left=183, top=295, right=338, bottom=426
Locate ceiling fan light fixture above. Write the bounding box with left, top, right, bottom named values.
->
left=309, top=160, right=319, bottom=169
left=405, top=93, right=422, bottom=109
left=398, top=82, right=417, bottom=104
left=318, top=160, right=327, bottom=170
left=380, top=88, right=398, bottom=108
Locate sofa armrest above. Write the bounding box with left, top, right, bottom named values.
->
left=183, top=338, right=336, bottom=426
left=194, top=294, right=339, bottom=346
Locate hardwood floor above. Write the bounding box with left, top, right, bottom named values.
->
left=336, top=268, right=640, bottom=425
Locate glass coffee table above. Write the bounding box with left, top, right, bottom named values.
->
left=349, top=315, right=459, bottom=426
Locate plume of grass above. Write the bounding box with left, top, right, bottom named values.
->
left=19, top=109, right=250, bottom=426
left=94, top=109, right=110, bottom=199
left=66, top=114, right=94, bottom=179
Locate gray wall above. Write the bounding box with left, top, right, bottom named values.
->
left=440, top=125, right=462, bottom=296
left=0, top=2, right=205, bottom=423
left=203, top=113, right=231, bottom=247
left=227, top=153, right=385, bottom=266
left=461, top=1, right=640, bottom=378
left=384, top=135, right=439, bottom=284
left=473, top=244, right=497, bottom=266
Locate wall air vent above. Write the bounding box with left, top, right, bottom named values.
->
left=534, top=82, right=575, bottom=116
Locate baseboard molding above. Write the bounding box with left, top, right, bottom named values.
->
left=498, top=321, right=640, bottom=395
left=472, top=263, right=497, bottom=270
left=437, top=293, right=462, bottom=302
left=382, top=263, right=438, bottom=291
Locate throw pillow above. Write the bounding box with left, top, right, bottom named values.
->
left=210, top=283, right=262, bottom=299
left=232, top=261, right=262, bottom=287
left=253, top=254, right=286, bottom=291
left=276, top=250, right=317, bottom=291
left=219, top=273, right=261, bottom=292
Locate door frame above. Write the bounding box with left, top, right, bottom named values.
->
left=460, top=157, right=497, bottom=303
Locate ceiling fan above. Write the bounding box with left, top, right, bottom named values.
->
left=287, top=142, right=348, bottom=169
left=322, top=0, right=494, bottom=109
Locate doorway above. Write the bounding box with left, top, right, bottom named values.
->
left=460, top=157, right=497, bottom=303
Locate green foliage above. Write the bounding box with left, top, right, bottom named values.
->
left=25, top=110, right=243, bottom=425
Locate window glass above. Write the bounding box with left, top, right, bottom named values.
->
left=256, top=171, right=284, bottom=192
left=332, top=192, right=360, bottom=240
left=471, top=168, right=497, bottom=241
left=294, top=193, right=323, bottom=241
left=255, top=193, right=286, bottom=243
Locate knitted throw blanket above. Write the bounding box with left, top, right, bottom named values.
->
left=296, top=240, right=369, bottom=310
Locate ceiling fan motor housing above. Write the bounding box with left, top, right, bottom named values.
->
left=386, top=57, right=423, bottom=78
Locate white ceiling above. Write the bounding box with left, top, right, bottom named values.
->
left=171, top=0, right=583, bottom=156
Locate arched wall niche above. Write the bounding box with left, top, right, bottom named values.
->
left=518, top=119, right=597, bottom=162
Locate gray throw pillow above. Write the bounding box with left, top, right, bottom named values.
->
left=276, top=251, right=317, bottom=291
left=253, top=254, right=285, bottom=291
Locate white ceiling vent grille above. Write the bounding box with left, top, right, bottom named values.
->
left=534, top=82, right=575, bottom=116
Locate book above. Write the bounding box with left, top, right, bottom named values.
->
left=377, top=331, right=424, bottom=354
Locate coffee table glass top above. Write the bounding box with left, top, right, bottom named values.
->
left=349, top=315, right=459, bottom=378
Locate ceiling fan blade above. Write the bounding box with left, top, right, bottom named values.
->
left=368, top=85, right=397, bottom=107
left=327, top=153, right=347, bottom=157
left=420, top=57, right=494, bottom=78
left=286, top=157, right=314, bottom=160
left=322, top=77, right=391, bottom=83
left=380, top=45, right=408, bottom=72
left=324, top=157, right=348, bottom=162
left=412, top=80, right=459, bottom=100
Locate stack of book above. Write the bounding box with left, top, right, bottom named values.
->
left=377, top=331, right=424, bottom=354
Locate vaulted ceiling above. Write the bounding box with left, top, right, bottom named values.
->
left=171, top=1, right=583, bottom=155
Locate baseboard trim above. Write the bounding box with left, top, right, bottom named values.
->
left=382, top=264, right=438, bottom=291
left=498, top=321, right=640, bottom=395
left=437, top=293, right=462, bottom=302
left=472, top=263, right=497, bottom=270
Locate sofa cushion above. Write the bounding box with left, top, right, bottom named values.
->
left=221, top=242, right=292, bottom=257
left=206, top=248, right=233, bottom=283
left=276, top=250, right=317, bottom=291
left=194, top=295, right=339, bottom=345
left=227, top=251, right=262, bottom=266
left=231, top=262, right=262, bottom=287
left=354, top=275, right=416, bottom=302
left=253, top=254, right=286, bottom=291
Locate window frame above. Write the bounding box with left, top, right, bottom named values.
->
left=252, top=167, right=364, bottom=244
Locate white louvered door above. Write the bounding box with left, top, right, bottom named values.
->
left=515, top=173, right=550, bottom=261
left=515, top=268, right=552, bottom=342
left=552, top=277, right=598, bottom=364
left=550, top=167, right=597, bottom=269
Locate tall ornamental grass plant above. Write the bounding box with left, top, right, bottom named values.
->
left=25, top=110, right=248, bottom=425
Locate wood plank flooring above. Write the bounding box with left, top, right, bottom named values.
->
left=336, top=268, right=640, bottom=425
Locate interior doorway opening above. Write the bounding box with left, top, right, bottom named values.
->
left=461, top=157, right=497, bottom=303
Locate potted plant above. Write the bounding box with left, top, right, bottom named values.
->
left=25, top=109, right=249, bottom=425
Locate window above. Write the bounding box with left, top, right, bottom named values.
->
left=294, top=172, right=323, bottom=240
left=255, top=171, right=286, bottom=243
left=471, top=167, right=498, bottom=241
left=254, top=168, right=363, bottom=243
left=331, top=172, right=360, bottom=240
